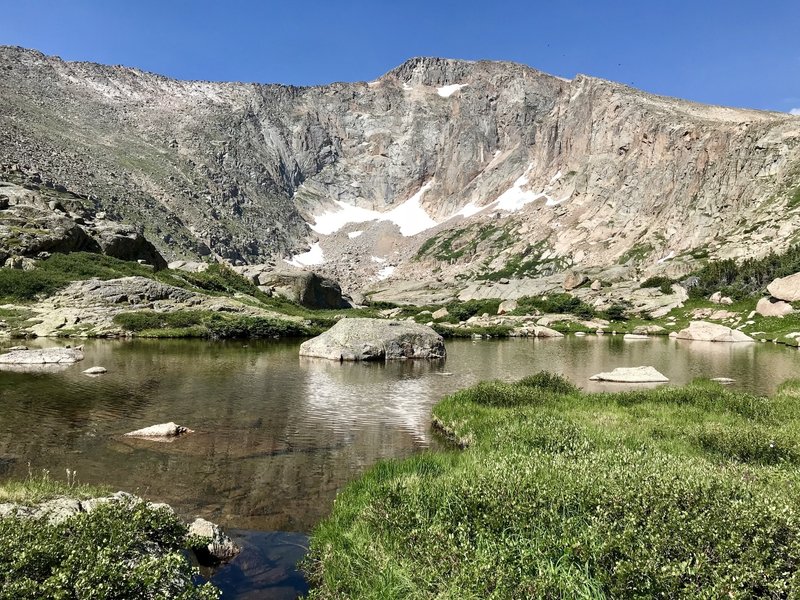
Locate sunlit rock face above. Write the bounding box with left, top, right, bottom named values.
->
left=1, top=48, right=799, bottom=296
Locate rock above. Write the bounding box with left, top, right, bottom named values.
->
left=709, top=292, right=734, bottom=305
left=497, top=299, right=518, bottom=315
left=124, top=422, right=194, bottom=438
left=299, top=318, right=446, bottom=361
left=90, top=221, right=167, bottom=269
left=7, top=345, right=28, bottom=351
left=188, top=518, right=240, bottom=563
left=623, top=333, right=650, bottom=340
left=563, top=270, right=588, bottom=291
left=590, top=279, right=602, bottom=291
left=633, top=325, right=666, bottom=335
left=711, top=377, right=735, bottom=384
left=532, top=326, right=564, bottom=338
left=432, top=307, right=449, bottom=320
left=83, top=366, right=107, bottom=375
left=590, top=366, right=669, bottom=383
left=248, top=269, right=349, bottom=309
left=0, top=347, right=84, bottom=365
left=574, top=331, right=587, bottom=337
left=675, top=321, right=755, bottom=343
left=767, top=273, right=800, bottom=302
left=756, top=297, right=793, bottom=317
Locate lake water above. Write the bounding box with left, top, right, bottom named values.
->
left=1, top=335, right=798, bottom=598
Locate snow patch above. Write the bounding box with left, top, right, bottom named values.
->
left=657, top=251, right=675, bottom=264
left=371, top=256, right=386, bottom=263
left=456, top=202, right=486, bottom=218
left=286, top=242, right=325, bottom=267
left=549, top=170, right=563, bottom=184
left=437, top=83, right=468, bottom=98
left=545, top=194, right=569, bottom=207
left=494, top=167, right=543, bottom=212
left=347, top=230, right=363, bottom=239
left=402, top=82, right=413, bottom=91
left=309, top=181, right=437, bottom=237
left=367, top=80, right=380, bottom=87
left=376, top=265, right=396, bottom=280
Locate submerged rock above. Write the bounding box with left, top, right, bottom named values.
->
left=623, top=333, right=650, bottom=340
left=590, top=366, right=669, bottom=383
left=188, top=517, right=240, bottom=563
left=299, top=318, right=446, bottom=361
left=0, top=347, right=84, bottom=365
left=124, top=422, right=193, bottom=438
left=675, top=321, right=754, bottom=343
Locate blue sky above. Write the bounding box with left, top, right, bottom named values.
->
left=1, top=0, right=799, bottom=113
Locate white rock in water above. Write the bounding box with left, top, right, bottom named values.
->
left=533, top=326, right=564, bottom=338
left=675, top=321, right=754, bottom=343
left=83, top=366, right=107, bottom=375
left=0, top=347, right=84, bottom=365
left=623, top=333, right=650, bottom=340
left=590, top=366, right=669, bottom=383
left=124, top=422, right=193, bottom=438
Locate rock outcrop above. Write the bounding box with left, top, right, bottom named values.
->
left=299, top=318, right=446, bottom=361
left=188, top=518, right=240, bottom=563
left=590, top=366, right=669, bottom=383
left=675, top=321, right=755, bottom=343
left=234, top=266, right=349, bottom=309
left=767, top=273, right=800, bottom=303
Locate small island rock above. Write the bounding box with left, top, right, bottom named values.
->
left=124, top=422, right=193, bottom=438
left=299, top=318, right=446, bottom=361
left=590, top=366, right=669, bottom=383
left=0, top=347, right=84, bottom=365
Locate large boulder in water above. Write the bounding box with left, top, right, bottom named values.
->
left=590, top=366, right=669, bottom=383
left=675, top=321, right=754, bottom=342
left=767, top=273, right=800, bottom=302
left=299, top=318, right=446, bottom=361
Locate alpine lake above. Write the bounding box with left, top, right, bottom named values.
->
left=1, top=335, right=798, bottom=598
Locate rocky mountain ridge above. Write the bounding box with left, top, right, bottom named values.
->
left=1, top=46, right=799, bottom=300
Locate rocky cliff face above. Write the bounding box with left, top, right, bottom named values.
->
left=1, top=47, right=799, bottom=296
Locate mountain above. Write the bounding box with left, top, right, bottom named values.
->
left=1, top=46, right=799, bottom=299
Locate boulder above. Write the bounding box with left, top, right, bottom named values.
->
left=590, top=279, right=602, bottom=291
left=633, top=325, right=666, bottom=335
left=253, top=269, right=348, bottom=309
left=756, top=297, right=793, bottom=317
left=90, top=222, right=167, bottom=269
left=0, top=347, right=83, bottom=365
left=708, top=292, right=733, bottom=305
left=299, top=318, right=446, bottom=361
left=623, top=333, right=650, bottom=340
left=83, top=366, right=107, bottom=375
left=124, top=422, right=193, bottom=438
left=188, top=518, right=240, bottom=563
left=532, top=326, right=564, bottom=338
left=432, top=307, right=449, bottom=320
left=497, top=299, right=518, bottom=315
left=767, top=272, right=800, bottom=302
left=675, top=321, right=754, bottom=343
left=562, top=270, right=588, bottom=291
left=590, top=366, right=669, bottom=383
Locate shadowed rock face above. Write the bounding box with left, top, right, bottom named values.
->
left=299, top=318, right=446, bottom=361
left=1, top=47, right=799, bottom=292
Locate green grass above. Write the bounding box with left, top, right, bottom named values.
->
left=113, top=310, right=321, bottom=339
left=305, top=375, right=800, bottom=598
left=0, top=470, right=107, bottom=506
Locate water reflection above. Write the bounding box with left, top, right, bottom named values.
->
left=0, top=336, right=798, bottom=597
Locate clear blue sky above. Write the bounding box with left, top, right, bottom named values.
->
left=2, top=0, right=799, bottom=113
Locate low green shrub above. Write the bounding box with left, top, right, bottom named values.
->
left=0, top=501, right=219, bottom=599
left=640, top=275, right=674, bottom=294
left=511, top=293, right=595, bottom=318
left=113, top=310, right=315, bottom=339
left=517, top=371, right=579, bottom=395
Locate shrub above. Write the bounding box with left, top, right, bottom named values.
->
left=517, top=371, right=579, bottom=395
left=603, top=303, right=629, bottom=321
left=512, top=294, right=595, bottom=319
left=0, top=501, right=219, bottom=599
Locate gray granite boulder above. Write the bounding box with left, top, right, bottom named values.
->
left=0, top=347, right=83, bottom=365
left=675, top=321, right=754, bottom=342
left=299, top=318, right=446, bottom=361
left=188, top=517, right=240, bottom=563
left=590, top=366, right=669, bottom=383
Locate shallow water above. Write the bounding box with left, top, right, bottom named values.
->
left=1, top=335, right=798, bottom=597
